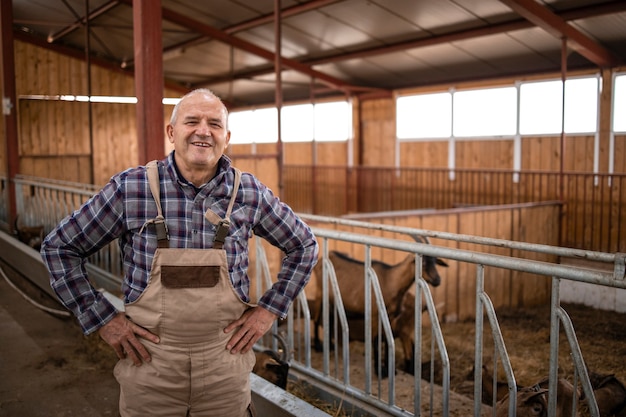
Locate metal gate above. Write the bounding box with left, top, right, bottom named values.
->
left=5, top=176, right=626, bottom=416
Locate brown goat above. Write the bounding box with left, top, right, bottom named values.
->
left=496, top=385, right=549, bottom=417
left=390, top=286, right=446, bottom=375
left=467, top=364, right=511, bottom=406
left=312, top=236, right=447, bottom=376
left=495, top=377, right=580, bottom=417
left=585, top=370, right=626, bottom=417
left=252, top=334, right=290, bottom=389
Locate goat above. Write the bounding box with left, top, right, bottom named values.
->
left=311, top=235, right=448, bottom=377
left=390, top=285, right=446, bottom=375
left=252, top=334, right=290, bottom=389
left=465, top=364, right=511, bottom=406
left=585, top=370, right=626, bottom=417
left=495, top=385, right=549, bottom=417
left=13, top=215, right=44, bottom=250
left=495, top=377, right=580, bottom=417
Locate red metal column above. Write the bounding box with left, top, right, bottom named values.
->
left=133, top=0, right=165, bottom=164
left=274, top=0, right=284, bottom=196
left=558, top=37, right=567, bottom=248
left=0, top=0, right=18, bottom=231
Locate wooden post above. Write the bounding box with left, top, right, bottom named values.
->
left=133, top=0, right=165, bottom=164
left=0, top=0, right=18, bottom=232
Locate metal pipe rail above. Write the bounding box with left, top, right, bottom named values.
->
left=4, top=176, right=621, bottom=416
left=299, top=214, right=623, bottom=274
left=309, top=228, right=619, bottom=288
left=270, top=225, right=619, bottom=416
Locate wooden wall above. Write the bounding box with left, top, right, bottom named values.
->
left=3, top=40, right=624, bottom=185
left=6, top=41, right=178, bottom=186
left=1, top=40, right=624, bottom=254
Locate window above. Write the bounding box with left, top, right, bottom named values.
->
left=397, top=93, right=451, bottom=139
left=228, top=108, right=277, bottom=144
left=314, top=101, right=352, bottom=142
left=520, top=77, right=598, bottom=135
left=229, top=100, right=351, bottom=144
left=397, top=75, right=601, bottom=139
left=615, top=74, right=626, bottom=132
left=281, top=104, right=314, bottom=142
left=564, top=77, right=598, bottom=133
left=453, top=87, right=517, bottom=137
left=520, top=80, right=563, bottom=135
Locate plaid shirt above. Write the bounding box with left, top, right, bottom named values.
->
left=41, top=152, right=319, bottom=335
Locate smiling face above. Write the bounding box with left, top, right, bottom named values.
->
left=166, top=90, right=231, bottom=186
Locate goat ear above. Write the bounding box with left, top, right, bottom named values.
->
left=436, top=258, right=449, bottom=267
left=265, top=358, right=282, bottom=369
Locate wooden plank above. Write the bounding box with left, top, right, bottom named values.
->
left=399, top=141, right=448, bottom=168
left=284, top=142, right=314, bottom=165
left=455, top=140, right=514, bottom=170
left=55, top=48, right=69, bottom=94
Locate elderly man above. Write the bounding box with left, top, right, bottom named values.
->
left=41, top=88, right=319, bottom=417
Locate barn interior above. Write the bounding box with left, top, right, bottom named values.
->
left=1, top=1, right=626, bottom=416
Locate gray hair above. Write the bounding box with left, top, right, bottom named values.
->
left=169, top=88, right=228, bottom=126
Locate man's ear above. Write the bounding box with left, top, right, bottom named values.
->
left=225, top=130, right=231, bottom=148
left=166, top=124, right=174, bottom=143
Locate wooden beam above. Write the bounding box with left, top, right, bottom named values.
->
left=133, top=0, right=165, bottom=164
left=500, top=0, right=620, bottom=68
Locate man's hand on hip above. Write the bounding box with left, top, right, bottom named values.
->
left=224, top=307, right=278, bottom=354
left=98, top=313, right=160, bottom=366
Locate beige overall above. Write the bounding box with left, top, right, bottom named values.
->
left=114, top=162, right=256, bottom=417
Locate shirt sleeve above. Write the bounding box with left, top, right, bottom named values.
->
left=251, top=182, right=319, bottom=319
left=40, top=177, right=126, bottom=335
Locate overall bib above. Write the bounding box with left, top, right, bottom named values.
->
left=114, top=162, right=255, bottom=417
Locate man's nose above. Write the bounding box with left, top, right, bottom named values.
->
left=195, top=120, right=211, bottom=135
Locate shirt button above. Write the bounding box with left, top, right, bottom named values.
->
left=192, top=230, right=198, bottom=234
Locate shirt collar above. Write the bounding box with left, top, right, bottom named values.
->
left=167, top=151, right=232, bottom=189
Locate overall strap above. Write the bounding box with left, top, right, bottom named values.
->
left=142, top=160, right=170, bottom=248
left=212, top=168, right=242, bottom=250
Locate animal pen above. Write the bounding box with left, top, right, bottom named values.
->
left=1, top=174, right=625, bottom=416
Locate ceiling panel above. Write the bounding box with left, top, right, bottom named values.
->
left=9, top=0, right=626, bottom=107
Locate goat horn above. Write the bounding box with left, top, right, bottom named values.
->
left=410, top=234, right=431, bottom=245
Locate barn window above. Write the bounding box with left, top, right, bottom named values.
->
left=396, top=93, right=452, bottom=139
left=281, top=104, right=314, bottom=142
left=453, top=87, right=517, bottom=137
left=229, top=108, right=278, bottom=144
left=614, top=74, right=626, bottom=133
left=520, top=80, right=564, bottom=135
left=519, top=76, right=599, bottom=135
left=312, top=101, right=352, bottom=142
left=229, top=100, right=351, bottom=144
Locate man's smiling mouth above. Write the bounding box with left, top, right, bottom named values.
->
left=192, top=142, right=212, bottom=148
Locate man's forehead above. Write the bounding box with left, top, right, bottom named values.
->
left=179, top=96, right=227, bottom=118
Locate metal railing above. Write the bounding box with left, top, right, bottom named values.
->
left=11, top=175, right=122, bottom=277
left=269, top=215, right=624, bottom=416
left=283, top=166, right=626, bottom=253
left=3, top=175, right=625, bottom=416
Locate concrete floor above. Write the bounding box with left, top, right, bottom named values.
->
left=0, top=261, right=120, bottom=417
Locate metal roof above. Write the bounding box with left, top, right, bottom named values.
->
left=10, top=0, right=626, bottom=107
